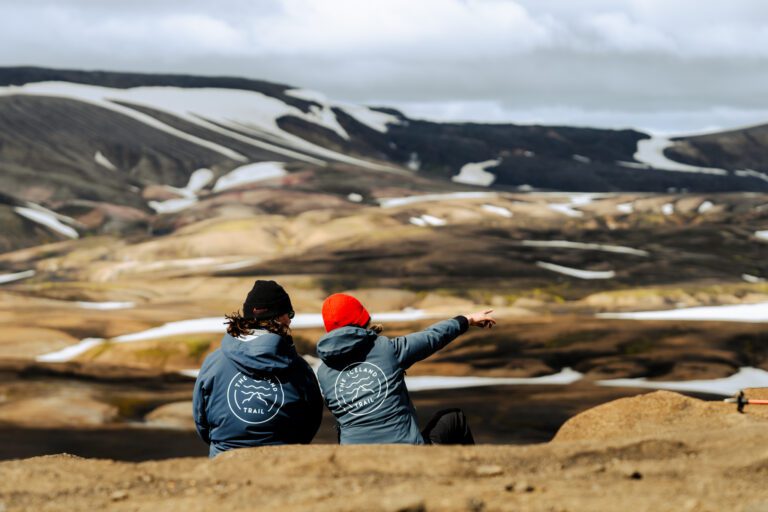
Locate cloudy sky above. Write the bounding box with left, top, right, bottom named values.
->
left=3, top=0, right=768, bottom=134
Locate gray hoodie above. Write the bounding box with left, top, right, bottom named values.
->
left=193, top=330, right=323, bottom=456
left=316, top=317, right=467, bottom=444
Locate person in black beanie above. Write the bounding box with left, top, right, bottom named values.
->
left=192, top=280, right=323, bottom=456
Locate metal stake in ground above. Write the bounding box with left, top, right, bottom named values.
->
left=724, top=391, right=768, bottom=413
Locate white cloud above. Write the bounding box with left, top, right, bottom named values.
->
left=247, top=0, right=555, bottom=58
left=578, top=11, right=676, bottom=53
left=3, top=0, right=768, bottom=132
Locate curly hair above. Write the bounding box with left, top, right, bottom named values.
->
left=224, top=311, right=292, bottom=342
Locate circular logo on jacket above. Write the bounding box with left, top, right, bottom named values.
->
left=226, top=372, right=285, bottom=424
left=334, top=362, right=389, bottom=416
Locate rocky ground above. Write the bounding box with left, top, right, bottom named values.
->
left=2, top=390, right=768, bottom=512
left=0, top=191, right=765, bottom=509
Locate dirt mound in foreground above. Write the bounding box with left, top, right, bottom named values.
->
left=4, top=392, right=768, bottom=512
left=553, top=390, right=729, bottom=441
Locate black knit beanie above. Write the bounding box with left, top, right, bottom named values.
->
left=242, top=280, right=293, bottom=320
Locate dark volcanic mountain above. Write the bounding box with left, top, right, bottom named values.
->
left=1, top=66, right=767, bottom=252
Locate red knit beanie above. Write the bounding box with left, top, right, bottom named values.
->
left=322, top=293, right=371, bottom=332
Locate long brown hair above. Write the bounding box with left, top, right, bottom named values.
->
left=225, top=311, right=292, bottom=342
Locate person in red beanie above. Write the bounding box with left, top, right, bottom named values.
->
left=315, top=293, right=495, bottom=445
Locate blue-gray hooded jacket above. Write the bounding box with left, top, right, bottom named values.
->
left=193, top=330, right=323, bottom=457
left=316, top=317, right=468, bottom=444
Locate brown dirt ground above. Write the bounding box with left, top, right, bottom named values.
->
left=2, top=391, right=768, bottom=512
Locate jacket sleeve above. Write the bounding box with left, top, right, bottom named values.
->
left=390, top=316, right=469, bottom=370
left=298, top=359, right=324, bottom=444
left=192, top=374, right=211, bottom=445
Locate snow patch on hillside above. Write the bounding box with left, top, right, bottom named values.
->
left=698, top=200, right=714, bottom=213
left=536, top=261, right=616, bottom=280
left=452, top=159, right=501, bottom=187
left=616, top=202, right=635, bottom=214
left=598, top=367, right=768, bottom=397
left=285, top=88, right=401, bottom=134
left=662, top=203, right=675, bottom=215
left=14, top=206, right=79, bottom=239
left=634, top=137, right=728, bottom=175
left=406, top=368, right=583, bottom=391
left=213, top=162, right=288, bottom=192
left=755, top=231, right=768, bottom=241
left=186, top=168, right=214, bottom=192
left=342, top=105, right=402, bottom=133
left=742, top=274, right=765, bottom=283
left=597, top=301, right=768, bottom=323
left=94, top=151, right=117, bottom=171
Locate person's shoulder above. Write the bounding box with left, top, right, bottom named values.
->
left=198, top=348, right=224, bottom=374
left=372, top=334, right=400, bottom=357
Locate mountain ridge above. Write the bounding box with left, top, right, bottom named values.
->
left=1, top=66, right=767, bottom=252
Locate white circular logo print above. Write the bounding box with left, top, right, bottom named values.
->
left=334, top=362, right=389, bottom=416
left=226, top=372, right=285, bottom=424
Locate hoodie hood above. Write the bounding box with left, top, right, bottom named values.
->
left=316, top=326, right=378, bottom=364
left=221, top=330, right=296, bottom=375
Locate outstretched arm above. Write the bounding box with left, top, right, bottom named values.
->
left=391, top=310, right=495, bottom=369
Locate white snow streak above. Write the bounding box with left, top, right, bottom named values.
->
left=522, top=240, right=649, bottom=256
left=481, top=204, right=513, bottom=218
left=410, top=215, right=446, bottom=227
left=735, top=169, right=768, bottom=183
left=755, top=231, right=768, bottom=241
left=598, top=367, right=768, bottom=397
left=536, top=261, right=616, bottom=280
left=547, top=194, right=596, bottom=218
left=76, top=301, right=135, bottom=310
left=0, top=270, right=35, bottom=285
left=94, top=151, right=117, bottom=171
left=213, top=161, right=288, bottom=192
left=617, top=160, right=650, bottom=169
left=405, top=368, right=583, bottom=391
left=597, top=302, right=768, bottom=323
left=616, top=202, right=635, bottom=214
left=147, top=198, right=197, bottom=215
left=14, top=206, right=79, bottom=239
left=378, top=192, right=498, bottom=208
